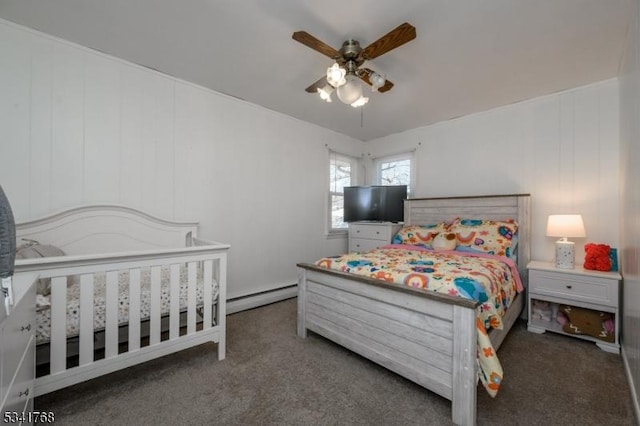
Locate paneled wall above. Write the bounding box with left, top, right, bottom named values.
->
left=619, top=0, right=640, bottom=418
left=0, top=19, right=364, bottom=299
left=365, top=79, right=620, bottom=263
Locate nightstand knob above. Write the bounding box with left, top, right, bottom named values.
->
left=566, top=285, right=572, bottom=289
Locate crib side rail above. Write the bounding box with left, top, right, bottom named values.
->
left=27, top=248, right=228, bottom=396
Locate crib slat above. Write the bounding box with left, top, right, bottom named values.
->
left=169, top=264, right=180, bottom=340
left=128, top=268, right=141, bottom=351
left=50, top=276, right=67, bottom=374
left=105, top=271, right=119, bottom=358
left=79, top=274, right=94, bottom=366
left=150, top=266, right=161, bottom=345
left=187, top=261, right=197, bottom=334
left=203, top=260, right=213, bottom=329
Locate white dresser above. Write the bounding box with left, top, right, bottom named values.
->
left=1, top=273, right=37, bottom=425
left=348, top=222, right=402, bottom=253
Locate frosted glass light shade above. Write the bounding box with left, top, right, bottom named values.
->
left=326, top=63, right=346, bottom=87
left=317, top=84, right=333, bottom=102
left=350, top=95, right=369, bottom=108
left=369, top=72, right=386, bottom=91
left=337, top=75, right=363, bottom=104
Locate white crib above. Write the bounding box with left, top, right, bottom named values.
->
left=13, top=205, right=229, bottom=396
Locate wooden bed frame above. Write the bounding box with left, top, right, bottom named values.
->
left=13, top=205, right=230, bottom=396
left=297, top=194, right=530, bottom=426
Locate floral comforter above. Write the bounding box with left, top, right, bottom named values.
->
left=315, top=244, right=524, bottom=397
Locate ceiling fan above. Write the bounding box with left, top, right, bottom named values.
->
left=292, top=23, right=416, bottom=107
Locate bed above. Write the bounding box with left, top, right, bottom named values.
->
left=297, top=194, right=530, bottom=426
left=12, top=205, right=229, bottom=397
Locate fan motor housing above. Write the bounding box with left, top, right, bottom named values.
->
left=339, top=40, right=365, bottom=67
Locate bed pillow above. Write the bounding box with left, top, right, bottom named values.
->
left=455, top=231, right=519, bottom=260
left=16, top=240, right=66, bottom=295
left=392, top=223, right=449, bottom=248
left=449, top=218, right=518, bottom=257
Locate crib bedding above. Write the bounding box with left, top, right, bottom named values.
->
left=314, top=244, right=523, bottom=397
left=35, top=265, right=217, bottom=345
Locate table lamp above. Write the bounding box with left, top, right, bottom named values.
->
left=546, top=214, right=586, bottom=269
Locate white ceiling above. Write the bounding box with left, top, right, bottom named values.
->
left=0, top=0, right=632, bottom=141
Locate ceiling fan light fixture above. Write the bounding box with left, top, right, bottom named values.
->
left=317, top=84, right=334, bottom=102
left=351, top=96, right=369, bottom=108
left=326, top=63, right=346, bottom=87
left=337, top=74, right=363, bottom=105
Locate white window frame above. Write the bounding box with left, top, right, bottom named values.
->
left=374, top=151, right=415, bottom=196
left=328, top=150, right=360, bottom=235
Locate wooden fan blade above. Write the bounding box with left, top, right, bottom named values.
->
left=377, top=79, right=394, bottom=93
left=362, top=23, right=416, bottom=60
left=292, top=31, right=340, bottom=59
left=359, top=69, right=394, bottom=93
left=305, top=76, right=328, bottom=93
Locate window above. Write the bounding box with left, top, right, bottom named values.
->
left=329, top=151, right=358, bottom=232
left=375, top=152, right=414, bottom=195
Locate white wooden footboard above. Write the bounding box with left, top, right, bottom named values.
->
left=16, top=245, right=228, bottom=397
left=297, top=265, right=478, bottom=426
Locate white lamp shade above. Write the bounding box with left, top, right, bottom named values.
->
left=546, top=214, right=586, bottom=238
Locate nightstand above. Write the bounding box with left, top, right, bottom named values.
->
left=348, top=222, right=402, bottom=253
left=527, top=261, right=621, bottom=353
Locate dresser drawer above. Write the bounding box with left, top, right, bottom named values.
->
left=3, top=335, right=35, bottom=416
left=350, top=238, right=383, bottom=253
left=1, top=284, right=35, bottom=400
left=350, top=224, right=391, bottom=240
left=529, top=269, right=618, bottom=307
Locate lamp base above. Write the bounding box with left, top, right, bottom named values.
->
left=555, top=240, right=575, bottom=269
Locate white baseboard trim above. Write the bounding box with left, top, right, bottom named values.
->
left=622, top=344, right=640, bottom=425
left=227, top=284, right=297, bottom=315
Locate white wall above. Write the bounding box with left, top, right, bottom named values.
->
left=0, top=19, right=364, bottom=300
left=365, top=79, right=620, bottom=263
left=619, top=0, right=640, bottom=417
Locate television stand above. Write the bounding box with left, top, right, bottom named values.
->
left=348, top=222, right=402, bottom=253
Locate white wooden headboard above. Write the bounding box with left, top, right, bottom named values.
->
left=16, top=205, right=199, bottom=256
left=404, top=194, right=531, bottom=285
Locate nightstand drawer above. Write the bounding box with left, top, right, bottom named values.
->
left=529, top=269, right=617, bottom=307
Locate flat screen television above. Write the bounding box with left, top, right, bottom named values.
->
left=343, top=185, right=407, bottom=223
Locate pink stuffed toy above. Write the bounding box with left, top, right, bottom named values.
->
left=583, top=243, right=612, bottom=271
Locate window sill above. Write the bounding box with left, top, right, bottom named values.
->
left=326, top=230, right=348, bottom=239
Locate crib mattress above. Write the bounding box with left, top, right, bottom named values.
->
left=35, top=265, right=218, bottom=344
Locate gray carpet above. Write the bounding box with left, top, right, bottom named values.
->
left=36, top=298, right=635, bottom=425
